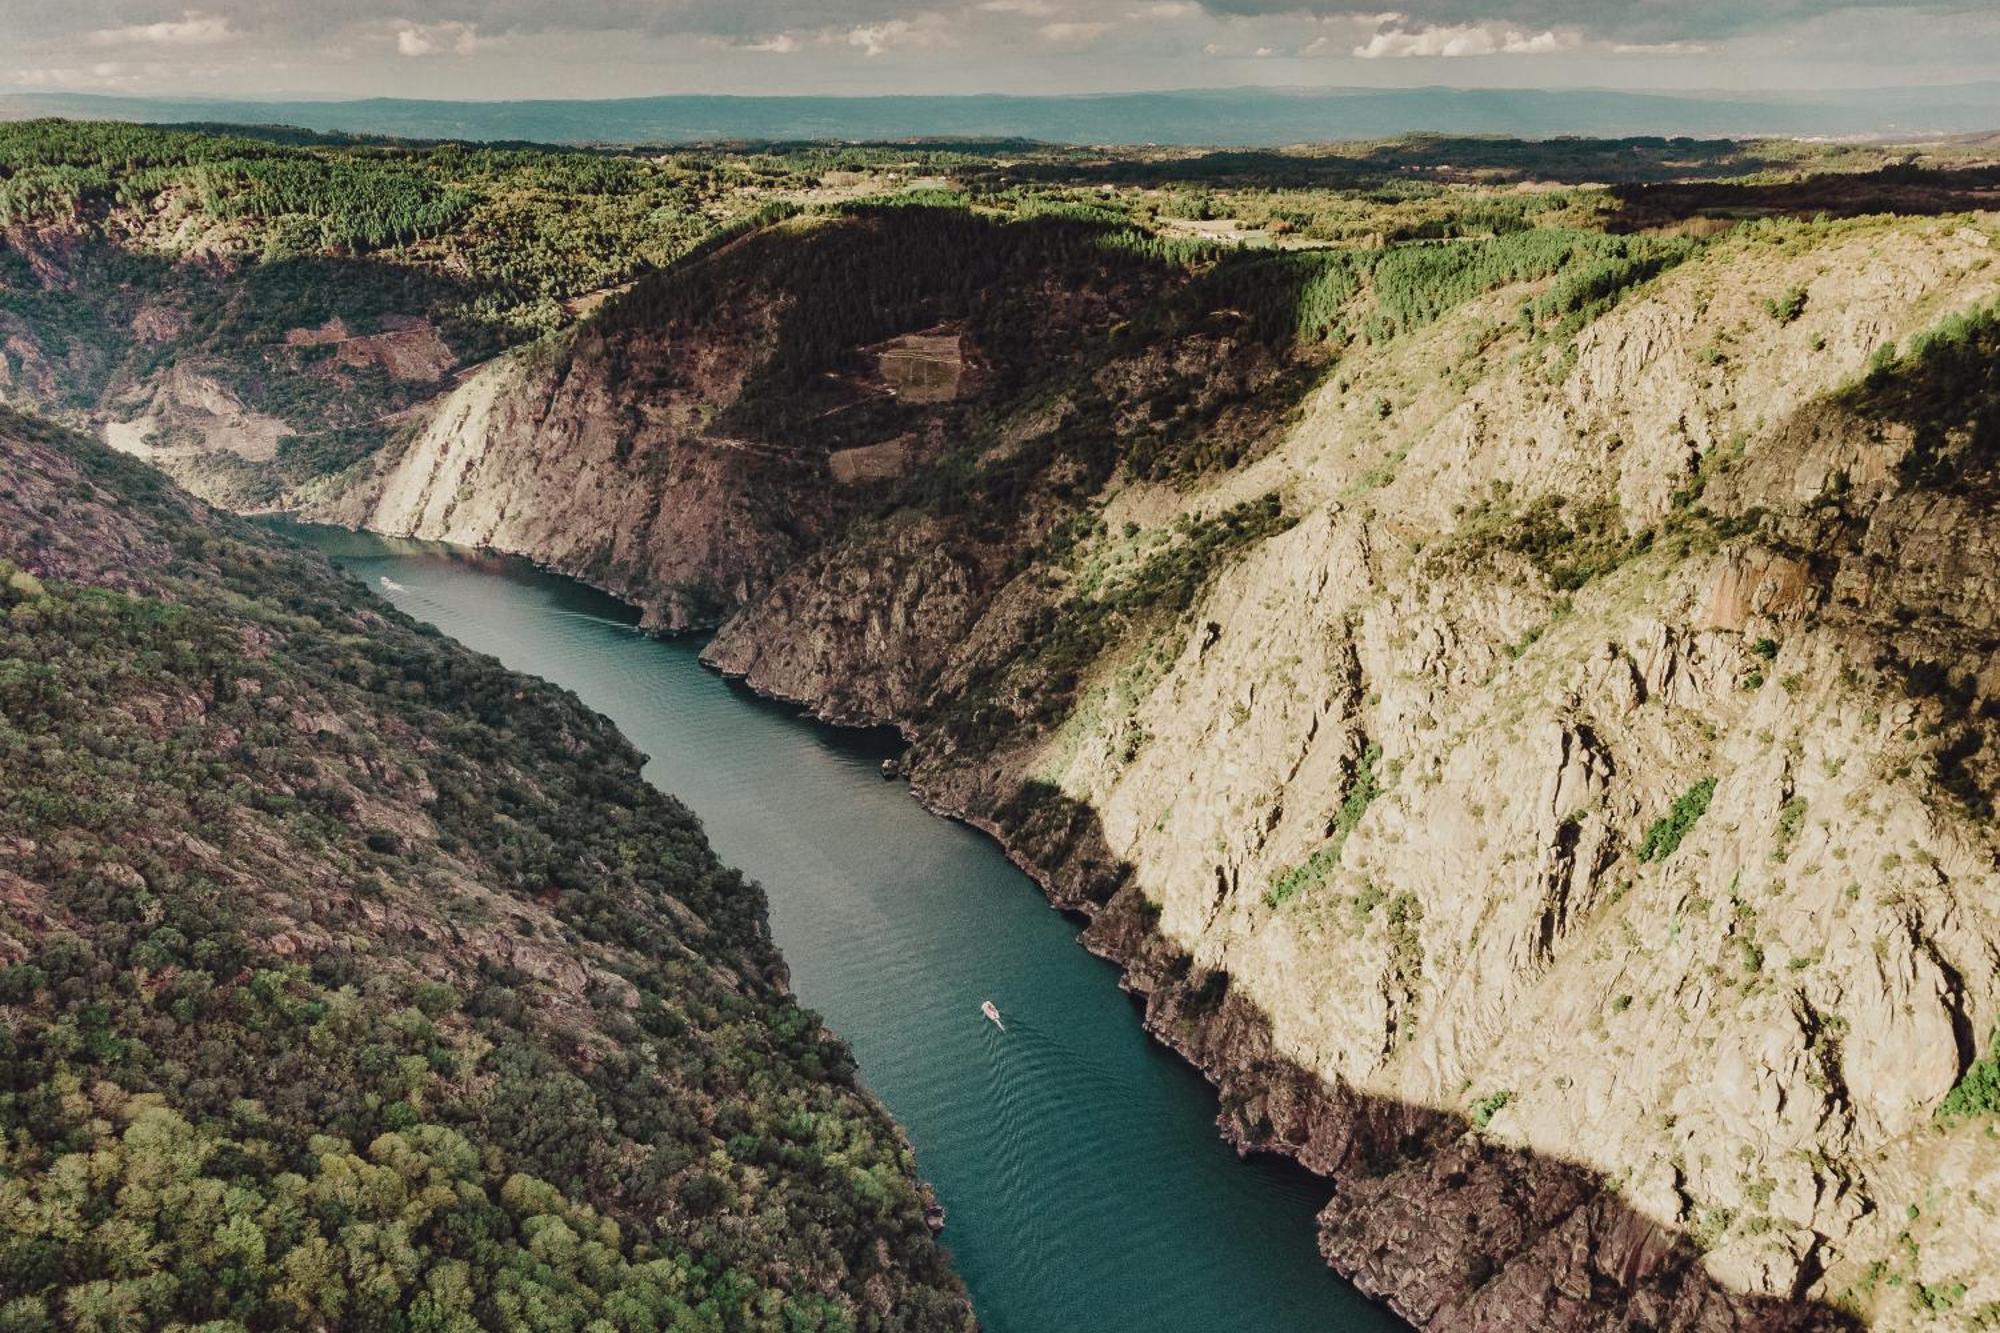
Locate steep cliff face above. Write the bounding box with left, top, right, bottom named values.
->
left=301, top=206, right=1264, bottom=630
left=267, top=205, right=2000, bottom=1328
left=704, top=214, right=2000, bottom=1328
left=302, top=325, right=840, bottom=630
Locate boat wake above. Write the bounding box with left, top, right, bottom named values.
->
left=545, top=609, right=642, bottom=633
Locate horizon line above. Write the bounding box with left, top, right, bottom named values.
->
left=7, top=80, right=2000, bottom=107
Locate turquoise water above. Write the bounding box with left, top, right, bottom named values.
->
left=289, top=525, right=1399, bottom=1333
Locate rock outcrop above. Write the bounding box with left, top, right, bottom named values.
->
left=309, top=329, right=847, bottom=630
left=702, top=214, right=2000, bottom=1329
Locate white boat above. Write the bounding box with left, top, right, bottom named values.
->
left=379, top=576, right=408, bottom=593
left=981, top=1000, right=1004, bottom=1030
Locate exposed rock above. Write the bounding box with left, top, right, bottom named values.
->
left=690, top=216, right=2000, bottom=1329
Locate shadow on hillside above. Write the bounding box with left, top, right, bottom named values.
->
left=993, top=137, right=1807, bottom=190
left=0, top=230, right=511, bottom=425
left=1608, top=164, right=2000, bottom=231
left=1351, top=135, right=1799, bottom=186
left=975, top=779, right=1862, bottom=1331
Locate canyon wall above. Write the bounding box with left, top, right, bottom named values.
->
left=702, top=215, right=2000, bottom=1329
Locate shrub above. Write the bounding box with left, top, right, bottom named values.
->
left=1938, top=1029, right=2000, bottom=1119
left=1470, top=1090, right=1513, bottom=1128
left=1772, top=796, right=1808, bottom=860
left=1267, top=742, right=1384, bottom=907
left=1763, top=286, right=1808, bottom=324
left=1638, top=777, right=1717, bottom=862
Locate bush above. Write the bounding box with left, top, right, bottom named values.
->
left=1470, top=1090, right=1513, bottom=1128
left=1267, top=742, right=1383, bottom=907
left=1638, top=777, right=1717, bottom=862
left=1763, top=286, right=1809, bottom=324
left=1938, top=1030, right=2000, bottom=1119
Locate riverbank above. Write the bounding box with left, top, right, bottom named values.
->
left=288, top=521, right=1403, bottom=1333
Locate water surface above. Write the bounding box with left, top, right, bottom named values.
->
left=289, top=524, right=1399, bottom=1333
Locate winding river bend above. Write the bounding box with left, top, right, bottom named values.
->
left=290, top=524, right=1399, bottom=1333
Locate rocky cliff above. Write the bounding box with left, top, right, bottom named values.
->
left=298, top=203, right=2000, bottom=1329
left=300, top=205, right=1270, bottom=631
left=702, top=214, right=2000, bottom=1329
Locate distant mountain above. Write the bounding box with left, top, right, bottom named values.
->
left=3, top=84, right=1999, bottom=145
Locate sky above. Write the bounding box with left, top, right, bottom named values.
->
left=3, top=1, right=1997, bottom=101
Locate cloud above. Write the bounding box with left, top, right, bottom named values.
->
left=393, top=20, right=480, bottom=56
left=11, top=60, right=179, bottom=89
left=6, top=0, right=1994, bottom=98
left=1352, top=17, right=1576, bottom=57
left=843, top=16, right=954, bottom=55
left=1196, top=0, right=1982, bottom=46
left=86, top=10, right=232, bottom=46
left=1611, top=40, right=1713, bottom=56
left=29, top=0, right=1994, bottom=57
left=1039, top=20, right=1114, bottom=44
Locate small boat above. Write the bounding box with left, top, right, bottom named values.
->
left=981, top=1000, right=1004, bottom=1030
left=379, top=576, right=408, bottom=593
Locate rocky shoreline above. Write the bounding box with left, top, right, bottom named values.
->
left=899, top=744, right=1852, bottom=1331
left=690, top=628, right=1839, bottom=1329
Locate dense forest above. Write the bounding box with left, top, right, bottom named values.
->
left=0, top=407, right=971, bottom=1331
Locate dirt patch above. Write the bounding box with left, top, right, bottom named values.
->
left=102, top=365, right=291, bottom=463
left=285, top=315, right=456, bottom=383
left=563, top=283, right=633, bottom=319
left=130, top=304, right=188, bottom=344
left=876, top=331, right=966, bottom=403
left=828, top=437, right=914, bottom=485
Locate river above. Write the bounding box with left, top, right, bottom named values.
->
left=287, top=523, right=1400, bottom=1333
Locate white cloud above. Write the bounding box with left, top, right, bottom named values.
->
left=843, top=16, right=953, bottom=55
left=1612, top=40, right=1713, bottom=55
left=1353, top=18, right=1576, bottom=57
left=12, top=60, right=178, bottom=89
left=1128, top=1, right=1200, bottom=16
left=394, top=20, right=481, bottom=57
left=87, top=11, right=233, bottom=47
left=742, top=33, right=803, bottom=52
left=1039, top=20, right=1114, bottom=44
left=979, top=0, right=1059, bottom=13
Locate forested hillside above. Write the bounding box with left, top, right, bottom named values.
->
left=0, top=406, right=970, bottom=1331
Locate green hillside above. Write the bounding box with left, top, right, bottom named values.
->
left=0, top=407, right=970, bottom=1332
